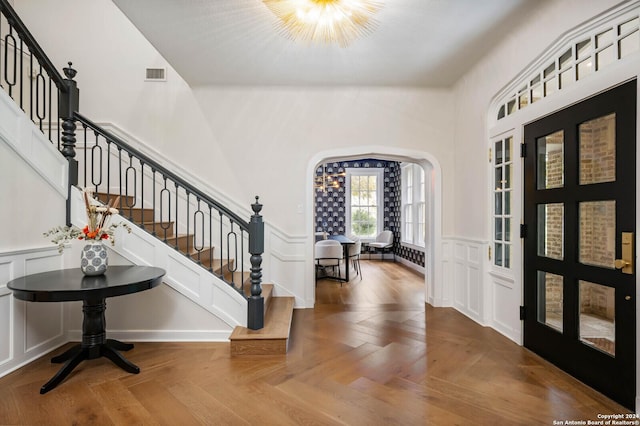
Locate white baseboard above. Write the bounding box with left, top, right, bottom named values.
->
left=394, top=256, right=425, bottom=275
left=0, top=337, right=68, bottom=380
left=67, top=329, right=232, bottom=342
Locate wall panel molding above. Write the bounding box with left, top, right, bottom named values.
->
left=442, top=237, right=487, bottom=325
left=0, top=246, right=67, bottom=380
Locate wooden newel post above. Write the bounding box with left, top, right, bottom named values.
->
left=59, top=62, right=79, bottom=226
left=248, top=196, right=264, bottom=330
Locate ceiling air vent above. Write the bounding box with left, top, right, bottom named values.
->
left=145, top=68, right=166, bottom=82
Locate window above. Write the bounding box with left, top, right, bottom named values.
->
left=346, top=168, right=383, bottom=239
left=495, top=13, right=640, bottom=121
left=401, top=164, right=426, bottom=247
left=493, top=136, right=513, bottom=268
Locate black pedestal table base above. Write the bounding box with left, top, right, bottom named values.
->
left=40, top=298, right=139, bottom=394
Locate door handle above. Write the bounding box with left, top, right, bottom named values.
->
left=615, top=259, right=630, bottom=269
left=615, top=232, right=634, bottom=274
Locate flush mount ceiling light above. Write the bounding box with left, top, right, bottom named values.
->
left=263, top=0, right=383, bottom=47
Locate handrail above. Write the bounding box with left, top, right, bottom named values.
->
left=0, top=0, right=67, bottom=91
left=74, top=112, right=250, bottom=229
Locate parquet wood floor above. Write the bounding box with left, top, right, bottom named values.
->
left=0, top=260, right=630, bottom=425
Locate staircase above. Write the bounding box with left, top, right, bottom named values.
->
left=96, top=191, right=248, bottom=286
left=94, top=192, right=295, bottom=356
left=0, top=0, right=294, bottom=355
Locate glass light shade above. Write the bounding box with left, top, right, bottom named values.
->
left=263, top=0, right=383, bottom=47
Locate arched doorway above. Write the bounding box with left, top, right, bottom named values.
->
left=306, top=147, right=444, bottom=308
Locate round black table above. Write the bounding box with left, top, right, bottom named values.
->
left=6, top=265, right=165, bottom=394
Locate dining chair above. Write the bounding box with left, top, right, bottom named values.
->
left=368, top=230, right=394, bottom=261
left=347, top=237, right=362, bottom=279
left=314, top=239, right=344, bottom=283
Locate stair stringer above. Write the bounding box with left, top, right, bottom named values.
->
left=69, top=186, right=248, bottom=330
left=0, top=89, right=67, bottom=198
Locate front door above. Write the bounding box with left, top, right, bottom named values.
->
left=523, top=79, right=637, bottom=409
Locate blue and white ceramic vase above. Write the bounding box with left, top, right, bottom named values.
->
left=80, top=242, right=108, bottom=276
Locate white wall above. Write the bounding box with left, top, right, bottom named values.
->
left=193, top=86, right=455, bottom=235
left=14, top=0, right=243, bottom=203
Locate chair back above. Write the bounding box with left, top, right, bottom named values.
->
left=315, top=240, right=342, bottom=266
left=348, top=239, right=362, bottom=257
left=376, top=230, right=393, bottom=245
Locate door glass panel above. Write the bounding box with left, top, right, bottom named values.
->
left=495, top=242, right=503, bottom=267
left=494, top=192, right=502, bottom=215
left=596, top=29, right=613, bottom=48
left=537, top=271, right=563, bottom=333
left=579, top=113, right=616, bottom=185
left=519, top=92, right=529, bottom=109
left=596, top=45, right=615, bottom=70
left=576, top=40, right=591, bottom=60
left=495, top=167, right=503, bottom=190
left=619, top=30, right=639, bottom=59
left=504, top=191, right=511, bottom=215
left=505, top=137, right=512, bottom=162
left=580, top=280, right=615, bottom=357
left=619, top=17, right=639, bottom=34
left=579, top=201, right=616, bottom=268
left=543, top=63, right=555, bottom=78
left=495, top=140, right=503, bottom=165
left=537, top=130, right=564, bottom=189
left=560, top=69, right=574, bottom=89
left=559, top=48, right=572, bottom=67
left=504, top=164, right=511, bottom=189
left=495, top=218, right=503, bottom=240
left=544, top=77, right=556, bottom=97
left=537, top=203, right=564, bottom=260
left=504, top=244, right=510, bottom=268
left=531, top=84, right=542, bottom=103
left=577, top=58, right=593, bottom=80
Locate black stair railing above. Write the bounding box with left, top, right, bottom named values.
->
left=0, top=0, right=67, bottom=146
left=0, top=0, right=264, bottom=330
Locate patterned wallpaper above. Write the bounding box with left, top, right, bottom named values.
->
left=314, top=158, right=425, bottom=268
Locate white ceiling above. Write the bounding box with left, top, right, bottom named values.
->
left=112, top=0, right=540, bottom=87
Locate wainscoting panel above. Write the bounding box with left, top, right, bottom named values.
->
left=439, top=240, right=453, bottom=306
left=442, top=237, right=487, bottom=325
left=0, top=247, right=67, bottom=380
left=167, top=253, right=202, bottom=299
left=24, top=303, right=63, bottom=353
left=265, top=228, right=308, bottom=306
left=0, top=294, right=11, bottom=365
left=489, top=273, right=521, bottom=343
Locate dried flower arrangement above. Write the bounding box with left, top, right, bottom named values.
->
left=44, top=188, right=132, bottom=253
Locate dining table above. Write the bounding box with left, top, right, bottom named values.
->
left=327, top=234, right=355, bottom=282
